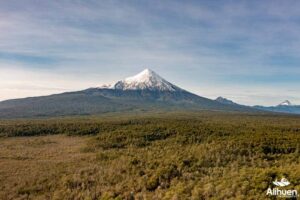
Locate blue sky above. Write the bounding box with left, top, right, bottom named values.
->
left=0, top=0, right=300, bottom=105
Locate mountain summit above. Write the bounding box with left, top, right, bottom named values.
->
left=113, top=69, right=181, bottom=91
left=215, top=97, right=237, bottom=105
left=278, top=100, right=292, bottom=106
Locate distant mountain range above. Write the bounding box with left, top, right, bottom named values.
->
left=253, top=100, right=300, bottom=114
left=215, top=97, right=300, bottom=114
left=0, top=69, right=258, bottom=118
left=0, top=69, right=298, bottom=118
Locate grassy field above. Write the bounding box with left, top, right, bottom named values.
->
left=0, top=112, right=300, bottom=199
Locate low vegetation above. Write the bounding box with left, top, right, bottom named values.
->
left=0, top=112, right=299, bottom=199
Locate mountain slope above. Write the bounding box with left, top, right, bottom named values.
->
left=0, top=69, right=259, bottom=118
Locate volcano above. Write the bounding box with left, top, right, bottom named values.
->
left=0, top=69, right=257, bottom=118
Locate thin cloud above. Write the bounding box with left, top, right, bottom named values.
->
left=0, top=0, right=299, bottom=104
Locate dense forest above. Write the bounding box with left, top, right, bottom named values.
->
left=0, top=112, right=299, bottom=199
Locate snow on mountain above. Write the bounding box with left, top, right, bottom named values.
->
left=278, top=100, right=292, bottom=106
left=113, top=69, right=182, bottom=91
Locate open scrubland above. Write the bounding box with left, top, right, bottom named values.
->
left=0, top=112, right=300, bottom=199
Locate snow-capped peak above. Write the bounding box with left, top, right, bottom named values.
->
left=125, top=69, right=161, bottom=83
left=278, top=100, right=292, bottom=106
left=113, top=68, right=180, bottom=91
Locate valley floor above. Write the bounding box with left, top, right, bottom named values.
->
left=0, top=112, right=299, bottom=199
